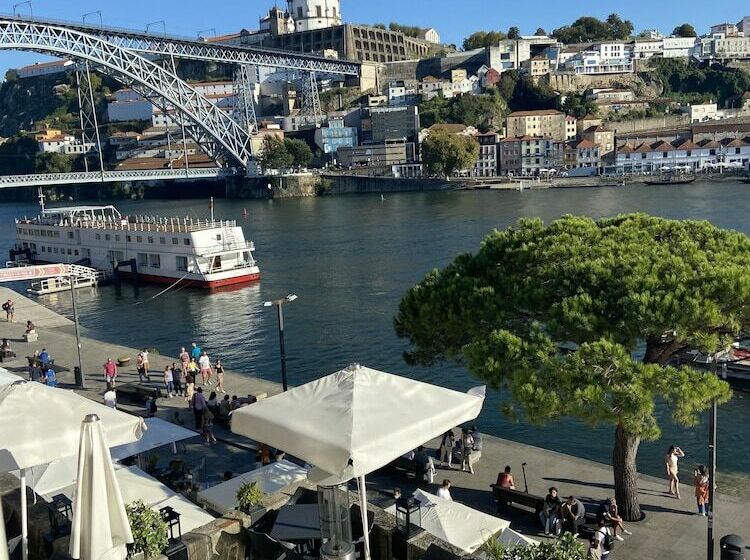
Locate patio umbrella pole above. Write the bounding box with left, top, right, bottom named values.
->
left=357, top=475, right=370, bottom=560
left=19, top=468, right=27, bottom=560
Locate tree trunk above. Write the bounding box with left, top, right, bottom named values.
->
left=612, top=422, right=642, bottom=521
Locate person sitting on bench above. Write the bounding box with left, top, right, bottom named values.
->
left=496, top=465, right=515, bottom=489
left=1, top=338, right=16, bottom=359
left=25, top=321, right=35, bottom=334
left=540, top=487, right=563, bottom=536
left=597, top=497, right=631, bottom=541
left=560, top=495, right=586, bottom=535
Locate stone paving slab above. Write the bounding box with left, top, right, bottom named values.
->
left=0, top=288, right=748, bottom=559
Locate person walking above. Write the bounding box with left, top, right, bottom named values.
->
left=665, top=445, right=686, bottom=498
left=141, top=348, right=150, bottom=378
left=171, top=363, right=183, bottom=397
left=215, top=359, right=226, bottom=393
left=190, top=342, right=202, bottom=362
left=192, top=386, right=207, bottom=430
left=694, top=465, right=709, bottom=516
left=136, top=352, right=147, bottom=383
left=104, top=386, right=117, bottom=409
left=163, top=365, right=175, bottom=397
left=179, top=347, right=190, bottom=373
left=103, top=358, right=118, bottom=388
left=460, top=428, right=475, bottom=474
left=185, top=371, right=195, bottom=407
left=202, top=408, right=217, bottom=446
left=199, top=351, right=212, bottom=386
left=3, top=299, right=14, bottom=322
left=439, top=430, right=455, bottom=468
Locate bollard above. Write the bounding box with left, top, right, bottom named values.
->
left=74, top=366, right=83, bottom=388
left=720, top=535, right=746, bottom=560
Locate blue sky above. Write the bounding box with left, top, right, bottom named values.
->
left=0, top=0, right=748, bottom=74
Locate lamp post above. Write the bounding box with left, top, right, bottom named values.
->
left=13, top=1, right=32, bottom=18
left=145, top=20, right=167, bottom=36
left=82, top=10, right=103, bottom=28
left=707, top=355, right=718, bottom=560
left=264, top=294, right=298, bottom=391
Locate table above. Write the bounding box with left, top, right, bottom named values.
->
left=270, top=504, right=322, bottom=541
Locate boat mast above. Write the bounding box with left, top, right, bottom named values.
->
left=37, top=187, right=46, bottom=214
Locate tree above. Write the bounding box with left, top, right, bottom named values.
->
left=421, top=130, right=479, bottom=177
left=561, top=93, right=598, bottom=119
left=389, top=22, right=421, bottom=38
left=395, top=214, right=735, bottom=521
left=0, top=135, right=37, bottom=174
left=463, top=31, right=506, bottom=51
left=507, top=26, right=521, bottom=40
left=534, top=27, right=547, bottom=37
left=450, top=89, right=508, bottom=132
left=606, top=13, right=634, bottom=40
left=257, top=136, right=293, bottom=171
left=672, top=23, right=697, bottom=38
left=552, top=14, right=633, bottom=43
left=35, top=152, right=73, bottom=174
left=284, top=138, right=313, bottom=168
left=418, top=94, right=452, bottom=128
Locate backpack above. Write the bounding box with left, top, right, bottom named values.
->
left=601, top=529, right=614, bottom=552
left=1, top=303, right=8, bottom=311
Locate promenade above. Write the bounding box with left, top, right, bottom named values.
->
left=0, top=286, right=748, bottom=559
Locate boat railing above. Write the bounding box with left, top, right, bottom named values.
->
left=35, top=216, right=241, bottom=234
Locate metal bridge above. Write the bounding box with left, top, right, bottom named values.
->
left=0, top=168, right=230, bottom=189
left=0, top=14, right=360, bottom=182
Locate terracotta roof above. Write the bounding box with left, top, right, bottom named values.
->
left=722, top=137, right=747, bottom=147
left=650, top=140, right=674, bottom=151
left=617, top=143, right=635, bottom=153
left=19, top=59, right=73, bottom=71
left=634, top=143, right=652, bottom=153
left=508, top=109, right=563, bottom=117
left=422, top=76, right=444, bottom=83
left=698, top=139, right=721, bottom=148
left=585, top=125, right=611, bottom=133
left=573, top=139, right=598, bottom=149
left=672, top=138, right=700, bottom=150
left=742, top=92, right=750, bottom=100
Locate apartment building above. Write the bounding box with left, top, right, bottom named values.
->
left=499, top=136, right=564, bottom=175
left=506, top=109, right=567, bottom=140
left=564, top=42, right=634, bottom=74
left=615, top=137, right=750, bottom=172
left=473, top=133, right=499, bottom=177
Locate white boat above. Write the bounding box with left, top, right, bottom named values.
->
left=12, top=204, right=260, bottom=290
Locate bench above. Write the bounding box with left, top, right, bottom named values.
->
left=23, top=332, right=38, bottom=343
left=0, top=350, right=17, bottom=363
left=491, top=484, right=545, bottom=515
left=116, top=383, right=162, bottom=405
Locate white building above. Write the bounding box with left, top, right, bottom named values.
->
left=564, top=42, right=633, bottom=74
left=615, top=138, right=750, bottom=172
left=38, top=134, right=75, bottom=153
left=711, top=36, right=750, bottom=60
left=689, top=103, right=719, bottom=122
left=387, top=81, right=418, bottom=106
left=287, top=0, right=342, bottom=32
left=17, top=59, right=75, bottom=79
left=473, top=133, right=499, bottom=177
left=418, top=28, right=440, bottom=45
left=630, top=39, right=663, bottom=60
left=662, top=36, right=698, bottom=58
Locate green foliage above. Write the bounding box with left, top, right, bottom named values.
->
left=4, top=69, right=17, bottom=82
left=672, top=23, right=697, bottom=38
left=236, top=481, right=265, bottom=510
left=419, top=88, right=509, bottom=131
left=418, top=95, right=451, bottom=128
left=463, top=31, right=506, bottom=51
left=388, top=23, right=421, bottom=38
left=0, top=135, right=37, bottom=174
left=649, top=59, right=750, bottom=107
left=552, top=14, right=633, bottom=43
left=284, top=138, right=313, bottom=168
left=258, top=136, right=294, bottom=171
left=507, top=27, right=521, bottom=40
left=484, top=532, right=585, bottom=560
left=561, top=94, right=598, bottom=119
left=126, top=500, right=169, bottom=558
left=534, top=28, right=547, bottom=37
left=421, top=130, right=479, bottom=177
left=395, top=214, right=736, bottom=515
left=497, top=71, right=558, bottom=112
left=35, top=152, right=73, bottom=174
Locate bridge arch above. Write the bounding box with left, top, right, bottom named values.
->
left=0, top=20, right=252, bottom=167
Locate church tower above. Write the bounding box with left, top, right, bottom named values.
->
left=286, top=0, right=342, bottom=32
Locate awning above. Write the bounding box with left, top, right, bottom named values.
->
left=197, top=460, right=309, bottom=515
left=231, top=364, right=485, bottom=480
left=111, top=418, right=198, bottom=461
left=386, top=489, right=509, bottom=554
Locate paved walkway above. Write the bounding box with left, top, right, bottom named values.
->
left=0, top=287, right=747, bottom=559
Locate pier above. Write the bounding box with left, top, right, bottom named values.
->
left=0, top=286, right=747, bottom=558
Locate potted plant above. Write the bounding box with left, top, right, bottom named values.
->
left=126, top=500, right=169, bottom=559
left=236, top=481, right=265, bottom=515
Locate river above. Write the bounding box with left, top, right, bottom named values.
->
left=2, top=180, right=750, bottom=491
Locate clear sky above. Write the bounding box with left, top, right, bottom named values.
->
left=0, top=0, right=748, bottom=74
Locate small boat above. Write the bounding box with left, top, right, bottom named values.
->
left=644, top=171, right=696, bottom=186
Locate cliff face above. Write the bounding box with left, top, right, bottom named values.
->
left=0, top=73, right=78, bottom=137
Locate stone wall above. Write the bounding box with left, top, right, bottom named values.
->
left=545, top=71, right=647, bottom=94
left=322, top=174, right=453, bottom=195
left=606, top=114, right=689, bottom=135
left=225, top=173, right=320, bottom=199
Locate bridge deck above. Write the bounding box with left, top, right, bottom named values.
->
left=0, top=168, right=229, bottom=189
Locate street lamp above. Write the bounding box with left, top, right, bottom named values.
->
left=82, top=10, right=103, bottom=28
left=145, top=20, right=167, bottom=37
left=264, top=294, right=298, bottom=391
left=13, top=1, right=32, bottom=18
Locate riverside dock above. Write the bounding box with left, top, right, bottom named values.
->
left=0, top=286, right=747, bottom=559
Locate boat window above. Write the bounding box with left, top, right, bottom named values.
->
left=127, top=235, right=132, bottom=242
left=149, top=254, right=161, bottom=269
left=105, top=234, right=111, bottom=241
left=148, top=237, right=154, bottom=244
left=172, top=238, right=179, bottom=245
left=176, top=256, right=188, bottom=272
left=183, top=238, right=191, bottom=246
left=159, top=237, right=166, bottom=244
left=95, top=234, right=101, bottom=240
left=68, top=232, right=74, bottom=239
left=115, top=235, right=120, bottom=242
left=137, top=253, right=148, bottom=268
left=41, top=247, right=45, bottom=253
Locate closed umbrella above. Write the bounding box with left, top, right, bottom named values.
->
left=0, top=381, right=145, bottom=560
left=232, top=364, right=485, bottom=560
left=69, top=414, right=133, bottom=560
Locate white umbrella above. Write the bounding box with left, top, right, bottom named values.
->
left=0, top=499, right=8, bottom=560
left=385, top=489, right=509, bottom=554
left=232, top=364, right=485, bottom=560
left=497, top=528, right=539, bottom=548
left=69, top=414, right=133, bottom=560
left=0, top=381, right=145, bottom=560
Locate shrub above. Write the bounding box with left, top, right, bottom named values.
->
left=126, top=500, right=169, bottom=558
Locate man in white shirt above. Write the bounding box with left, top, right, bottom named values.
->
left=595, top=518, right=612, bottom=559
left=437, top=479, right=452, bottom=501
left=104, top=388, right=117, bottom=409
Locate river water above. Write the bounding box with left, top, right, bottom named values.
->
left=2, top=180, right=750, bottom=489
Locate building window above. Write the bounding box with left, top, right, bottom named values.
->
left=297, top=6, right=303, bottom=18
left=176, top=256, right=188, bottom=272
left=74, top=249, right=79, bottom=256
left=41, top=246, right=45, bottom=253
left=663, top=152, right=668, bottom=158
left=149, top=254, right=161, bottom=269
